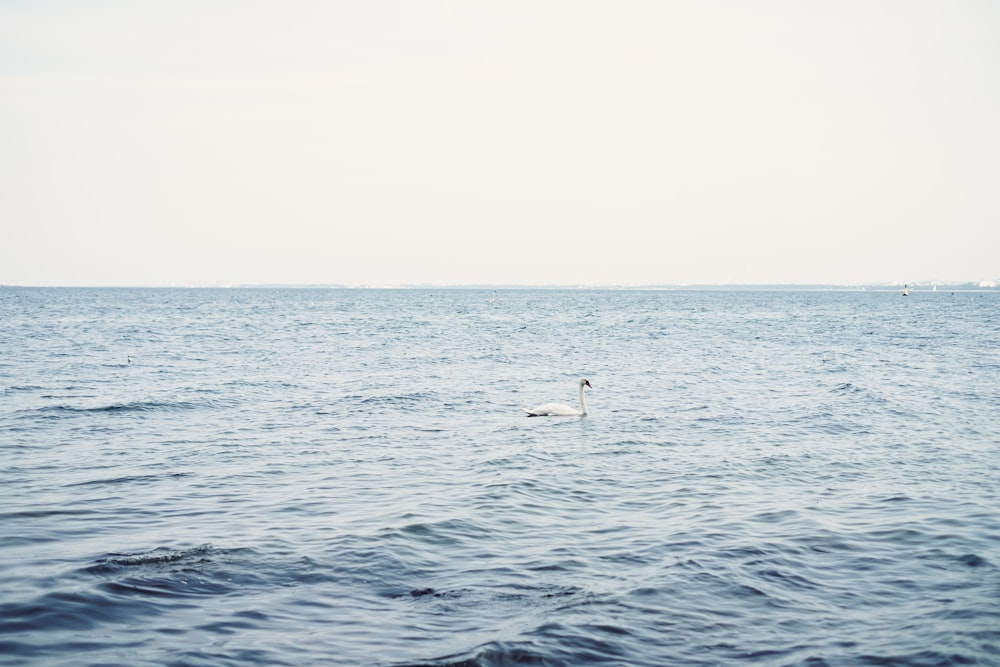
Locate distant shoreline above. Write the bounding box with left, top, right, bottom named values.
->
left=3, top=283, right=997, bottom=291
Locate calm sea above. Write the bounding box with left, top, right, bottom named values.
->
left=1, top=287, right=998, bottom=666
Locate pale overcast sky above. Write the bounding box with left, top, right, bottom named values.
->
left=2, top=1, right=998, bottom=286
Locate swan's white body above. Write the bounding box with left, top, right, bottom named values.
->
left=524, top=378, right=591, bottom=417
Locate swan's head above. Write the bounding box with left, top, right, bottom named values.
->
left=580, top=378, right=592, bottom=389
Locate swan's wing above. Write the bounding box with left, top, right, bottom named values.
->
left=524, top=402, right=580, bottom=416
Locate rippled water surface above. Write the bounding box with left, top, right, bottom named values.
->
left=2, top=287, right=998, bottom=666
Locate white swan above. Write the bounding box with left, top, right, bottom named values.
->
left=524, top=378, right=592, bottom=417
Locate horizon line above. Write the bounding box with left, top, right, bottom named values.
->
left=3, top=281, right=998, bottom=290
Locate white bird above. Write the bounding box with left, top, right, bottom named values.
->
left=524, top=378, right=592, bottom=417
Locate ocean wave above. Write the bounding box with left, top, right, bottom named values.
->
left=0, top=589, right=147, bottom=634
left=393, top=640, right=596, bottom=667
left=87, top=543, right=218, bottom=570
left=3, top=385, right=43, bottom=394
left=339, top=392, right=440, bottom=415
left=25, top=398, right=230, bottom=417
left=65, top=472, right=193, bottom=488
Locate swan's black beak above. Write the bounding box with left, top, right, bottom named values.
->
left=584, top=380, right=592, bottom=388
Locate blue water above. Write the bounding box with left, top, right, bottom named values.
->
left=1, top=287, right=998, bottom=666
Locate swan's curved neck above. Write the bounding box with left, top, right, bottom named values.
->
left=579, top=383, right=588, bottom=416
